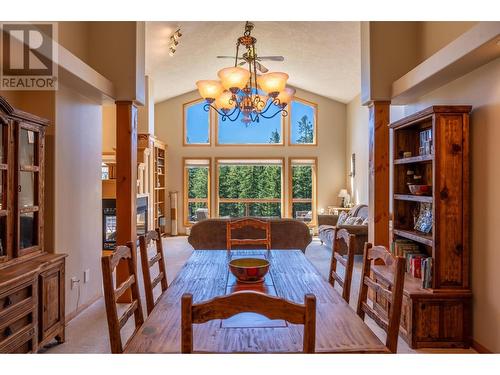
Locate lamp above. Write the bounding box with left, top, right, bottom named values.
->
left=257, top=72, right=289, bottom=97
left=276, top=87, right=296, bottom=106
left=217, top=66, right=251, bottom=92
left=195, top=22, right=294, bottom=124
left=196, top=80, right=223, bottom=101
left=337, top=189, right=350, bottom=208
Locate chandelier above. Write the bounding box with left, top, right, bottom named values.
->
left=195, top=22, right=295, bottom=124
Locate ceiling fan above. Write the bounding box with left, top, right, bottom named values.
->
left=216, top=53, right=284, bottom=73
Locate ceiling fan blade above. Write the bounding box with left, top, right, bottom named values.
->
left=216, top=55, right=245, bottom=60
left=238, top=61, right=246, bottom=66
left=256, top=61, right=269, bottom=73
left=256, top=56, right=285, bottom=61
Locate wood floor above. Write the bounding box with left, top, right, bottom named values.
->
left=41, top=237, right=475, bottom=354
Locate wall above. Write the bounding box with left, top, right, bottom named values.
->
left=55, top=84, right=103, bottom=316
left=155, top=87, right=347, bottom=234
left=345, top=94, right=369, bottom=205
left=416, top=22, right=478, bottom=62
left=390, top=57, right=500, bottom=352
left=102, top=104, right=116, bottom=153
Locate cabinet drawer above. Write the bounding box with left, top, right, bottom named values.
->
left=0, top=324, right=36, bottom=353
left=0, top=280, right=36, bottom=320
left=0, top=306, right=36, bottom=351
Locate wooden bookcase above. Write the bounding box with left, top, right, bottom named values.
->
left=0, top=97, right=66, bottom=353
left=379, top=105, right=472, bottom=349
left=153, top=139, right=167, bottom=235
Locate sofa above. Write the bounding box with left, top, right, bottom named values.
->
left=188, top=217, right=312, bottom=253
left=317, top=204, right=368, bottom=255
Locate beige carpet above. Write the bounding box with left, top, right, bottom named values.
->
left=42, top=236, right=474, bottom=354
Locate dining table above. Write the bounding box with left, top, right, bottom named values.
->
left=124, top=249, right=389, bottom=353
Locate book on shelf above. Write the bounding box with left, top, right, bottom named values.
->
left=391, top=239, right=420, bottom=257
left=421, top=257, right=433, bottom=288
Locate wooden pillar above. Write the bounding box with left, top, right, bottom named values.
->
left=368, top=101, right=390, bottom=247
left=115, top=101, right=138, bottom=302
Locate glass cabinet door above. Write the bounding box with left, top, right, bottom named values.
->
left=17, top=124, right=41, bottom=256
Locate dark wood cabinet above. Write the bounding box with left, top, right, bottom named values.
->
left=0, top=96, right=66, bottom=353
left=380, top=105, right=473, bottom=349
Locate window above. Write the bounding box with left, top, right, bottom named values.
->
left=216, top=101, right=284, bottom=145
left=183, top=99, right=211, bottom=145
left=289, top=158, right=317, bottom=225
left=216, top=158, right=284, bottom=218
left=183, top=158, right=211, bottom=226
left=289, top=98, right=317, bottom=145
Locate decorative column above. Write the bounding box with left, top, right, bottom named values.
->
left=368, top=101, right=390, bottom=247
left=115, top=101, right=138, bottom=303
left=169, top=191, right=178, bottom=236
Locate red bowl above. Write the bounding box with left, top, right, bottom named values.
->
left=229, top=258, right=270, bottom=283
left=408, top=184, right=432, bottom=196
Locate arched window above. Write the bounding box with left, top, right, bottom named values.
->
left=183, top=99, right=211, bottom=145
left=288, top=98, right=317, bottom=145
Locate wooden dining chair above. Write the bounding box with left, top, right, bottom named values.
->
left=101, top=242, right=144, bottom=353
left=181, top=291, right=316, bottom=353
left=328, top=229, right=355, bottom=303
left=226, top=218, right=271, bottom=251
left=356, top=242, right=405, bottom=353
left=139, top=228, right=168, bottom=315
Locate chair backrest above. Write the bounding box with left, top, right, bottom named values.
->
left=139, top=228, right=168, bottom=315
left=101, top=242, right=144, bottom=353
left=226, top=218, right=271, bottom=251
left=181, top=291, right=316, bottom=353
left=356, top=242, right=405, bottom=353
left=328, top=228, right=355, bottom=303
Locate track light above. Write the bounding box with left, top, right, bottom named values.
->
left=168, top=28, right=182, bottom=57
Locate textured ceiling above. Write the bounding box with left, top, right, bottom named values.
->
left=146, top=21, right=361, bottom=104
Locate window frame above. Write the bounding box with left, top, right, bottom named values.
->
left=183, top=98, right=212, bottom=147
left=288, top=157, right=318, bottom=227
left=215, top=157, right=285, bottom=218
left=183, top=157, right=212, bottom=227
left=287, top=97, right=318, bottom=146
left=215, top=110, right=285, bottom=146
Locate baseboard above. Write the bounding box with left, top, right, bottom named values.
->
left=472, top=339, right=493, bottom=353
left=65, top=294, right=102, bottom=324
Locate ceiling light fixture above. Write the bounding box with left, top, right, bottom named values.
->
left=168, top=28, right=182, bottom=57
left=196, top=22, right=294, bottom=124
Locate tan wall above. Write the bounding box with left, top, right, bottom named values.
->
left=390, top=57, right=500, bottom=352
left=155, top=88, right=347, bottom=234
left=417, top=21, right=478, bottom=62
left=58, top=22, right=90, bottom=63
left=55, top=84, right=103, bottom=316
left=102, top=104, right=116, bottom=153
left=345, top=94, right=369, bottom=205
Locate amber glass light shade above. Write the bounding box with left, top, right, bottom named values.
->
left=217, top=67, right=250, bottom=91
left=215, top=91, right=235, bottom=110
left=257, top=72, right=289, bottom=96
left=196, top=80, right=223, bottom=100
left=276, top=87, right=296, bottom=105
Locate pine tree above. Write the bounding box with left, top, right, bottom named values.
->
left=269, top=128, right=281, bottom=144
left=296, top=115, right=314, bottom=143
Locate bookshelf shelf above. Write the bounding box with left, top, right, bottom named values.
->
left=394, top=154, right=433, bottom=165
left=393, top=228, right=433, bottom=247
left=394, top=194, right=433, bottom=203
left=388, top=105, right=472, bottom=349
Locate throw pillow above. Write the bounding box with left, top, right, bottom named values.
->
left=344, top=216, right=363, bottom=225
left=337, top=211, right=349, bottom=226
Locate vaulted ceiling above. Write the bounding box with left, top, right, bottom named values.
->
left=146, top=21, right=361, bottom=104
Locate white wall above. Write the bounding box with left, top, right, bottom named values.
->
left=390, top=57, right=500, bottom=352
left=155, top=87, right=347, bottom=234
left=345, top=94, right=369, bottom=204
left=55, top=84, right=103, bottom=316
